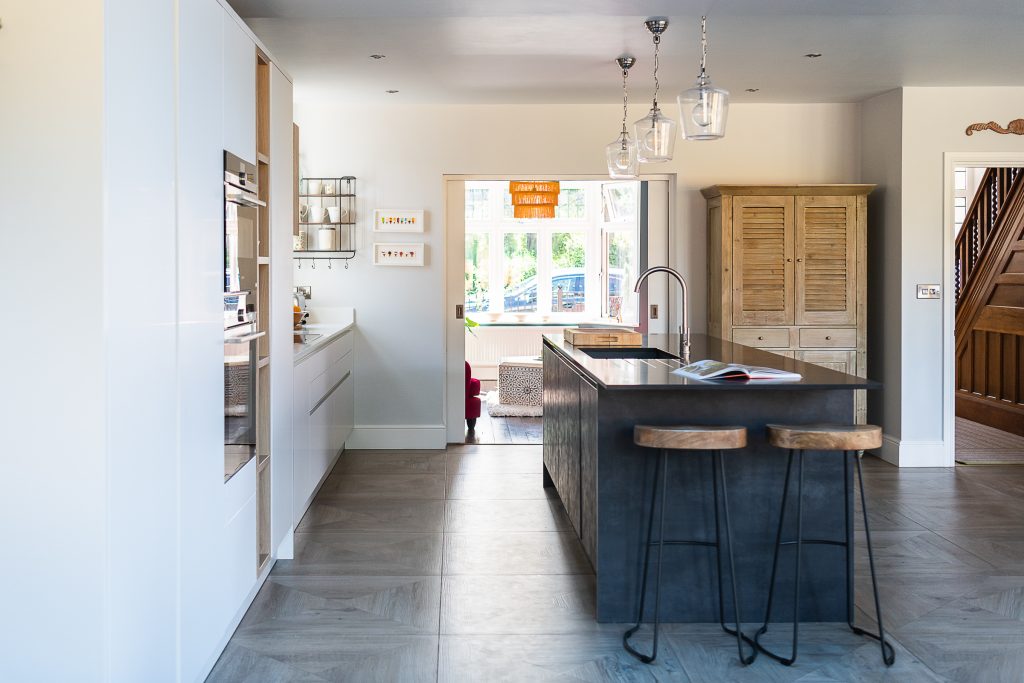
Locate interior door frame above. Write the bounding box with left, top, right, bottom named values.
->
left=942, top=152, right=1024, bottom=467
left=442, top=174, right=676, bottom=445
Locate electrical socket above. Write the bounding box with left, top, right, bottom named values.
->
left=296, top=285, right=312, bottom=300
left=650, top=304, right=659, bottom=319
left=916, top=284, right=940, bottom=300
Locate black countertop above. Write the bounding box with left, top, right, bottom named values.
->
left=543, top=333, right=879, bottom=391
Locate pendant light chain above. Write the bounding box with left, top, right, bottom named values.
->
left=620, top=66, right=629, bottom=139
left=700, top=16, right=708, bottom=76
left=652, top=34, right=661, bottom=108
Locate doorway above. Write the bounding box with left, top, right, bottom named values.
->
left=444, top=175, right=674, bottom=446
left=947, top=160, right=1024, bottom=464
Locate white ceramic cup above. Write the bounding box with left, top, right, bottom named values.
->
left=327, top=206, right=347, bottom=223
left=307, top=206, right=324, bottom=224
left=317, top=227, right=337, bottom=251
left=306, top=179, right=321, bottom=195
left=321, top=182, right=335, bottom=195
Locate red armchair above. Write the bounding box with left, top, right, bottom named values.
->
left=466, top=361, right=482, bottom=430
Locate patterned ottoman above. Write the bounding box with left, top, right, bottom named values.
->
left=498, top=355, right=544, bottom=406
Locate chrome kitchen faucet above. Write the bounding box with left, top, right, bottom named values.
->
left=633, top=266, right=690, bottom=363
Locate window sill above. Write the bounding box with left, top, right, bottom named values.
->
left=468, top=314, right=635, bottom=327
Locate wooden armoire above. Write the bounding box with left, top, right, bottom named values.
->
left=702, top=185, right=875, bottom=422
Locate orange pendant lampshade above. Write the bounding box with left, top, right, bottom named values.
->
left=510, top=181, right=560, bottom=219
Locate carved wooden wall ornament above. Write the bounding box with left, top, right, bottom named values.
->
left=965, top=119, right=1024, bottom=136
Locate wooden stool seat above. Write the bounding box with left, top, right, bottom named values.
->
left=634, top=425, right=747, bottom=451
left=766, top=424, right=882, bottom=451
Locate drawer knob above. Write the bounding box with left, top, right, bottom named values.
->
left=826, top=335, right=832, bottom=340
left=797, top=258, right=804, bottom=262
left=758, top=336, right=764, bottom=340
left=786, top=258, right=793, bottom=262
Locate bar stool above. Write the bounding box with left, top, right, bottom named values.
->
left=754, top=424, right=895, bottom=667
left=623, top=425, right=756, bottom=666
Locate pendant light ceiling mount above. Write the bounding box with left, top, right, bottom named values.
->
left=634, top=17, right=676, bottom=163
left=606, top=55, right=639, bottom=178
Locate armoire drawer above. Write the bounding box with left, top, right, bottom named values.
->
left=733, top=327, right=790, bottom=348
left=799, top=327, right=856, bottom=348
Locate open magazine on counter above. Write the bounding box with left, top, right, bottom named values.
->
left=672, top=359, right=802, bottom=382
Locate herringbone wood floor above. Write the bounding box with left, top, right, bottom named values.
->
left=208, top=446, right=1024, bottom=682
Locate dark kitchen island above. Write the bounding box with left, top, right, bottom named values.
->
left=542, top=332, right=878, bottom=623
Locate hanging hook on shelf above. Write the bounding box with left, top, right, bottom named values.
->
left=345, top=259, right=349, bottom=270
left=328, top=259, right=333, bottom=269
left=312, top=259, right=316, bottom=269
left=298, top=258, right=302, bottom=269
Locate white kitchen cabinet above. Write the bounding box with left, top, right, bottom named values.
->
left=293, top=328, right=355, bottom=525
left=222, top=13, right=256, bottom=162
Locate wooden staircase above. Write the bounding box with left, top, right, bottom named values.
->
left=955, top=167, right=1024, bottom=437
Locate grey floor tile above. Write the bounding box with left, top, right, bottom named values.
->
left=297, top=497, right=445, bottom=533
left=443, top=531, right=592, bottom=575
left=274, top=531, right=443, bottom=576
left=446, top=450, right=543, bottom=475
left=441, top=574, right=598, bottom=635
left=446, top=472, right=550, bottom=499
left=444, top=498, right=571, bottom=532
left=439, top=633, right=690, bottom=682
left=237, top=574, right=442, bottom=636
left=319, top=472, right=446, bottom=499
left=331, top=450, right=447, bottom=475
left=209, top=635, right=439, bottom=683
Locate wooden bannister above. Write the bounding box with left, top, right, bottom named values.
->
left=955, top=167, right=1023, bottom=305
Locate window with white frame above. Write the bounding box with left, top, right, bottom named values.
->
left=464, top=180, right=641, bottom=324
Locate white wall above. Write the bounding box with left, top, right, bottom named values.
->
left=861, top=89, right=904, bottom=448
left=0, top=1, right=108, bottom=679
left=863, top=87, right=1024, bottom=466
left=294, top=102, right=862, bottom=447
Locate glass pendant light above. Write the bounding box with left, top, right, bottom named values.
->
left=605, top=56, right=638, bottom=179
left=678, top=16, right=729, bottom=140
left=633, top=18, right=676, bottom=163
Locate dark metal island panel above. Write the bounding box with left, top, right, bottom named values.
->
left=541, top=333, right=879, bottom=624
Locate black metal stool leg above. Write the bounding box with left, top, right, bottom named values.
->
left=848, top=452, right=896, bottom=666
left=756, top=448, right=803, bottom=666
left=624, top=449, right=669, bottom=663
left=754, top=449, right=793, bottom=654
left=717, top=450, right=757, bottom=665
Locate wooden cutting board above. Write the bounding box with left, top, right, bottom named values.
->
left=563, top=327, right=643, bottom=347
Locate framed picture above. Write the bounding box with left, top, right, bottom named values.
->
left=373, top=209, right=425, bottom=233
left=372, top=242, right=425, bottom=267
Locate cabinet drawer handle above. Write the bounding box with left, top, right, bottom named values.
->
left=757, top=336, right=764, bottom=340
left=826, top=335, right=832, bottom=340
left=797, top=258, right=804, bottom=262
left=786, top=258, right=793, bottom=262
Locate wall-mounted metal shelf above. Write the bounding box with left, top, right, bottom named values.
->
left=298, top=176, right=356, bottom=257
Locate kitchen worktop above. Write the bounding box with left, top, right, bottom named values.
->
left=543, top=332, right=877, bottom=391
left=293, top=312, right=355, bottom=364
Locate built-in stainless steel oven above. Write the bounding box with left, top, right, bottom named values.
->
left=224, top=151, right=265, bottom=480
left=224, top=151, right=264, bottom=329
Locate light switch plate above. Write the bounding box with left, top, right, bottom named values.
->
left=917, top=284, right=941, bottom=299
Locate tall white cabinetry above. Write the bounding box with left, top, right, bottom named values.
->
left=222, top=14, right=256, bottom=162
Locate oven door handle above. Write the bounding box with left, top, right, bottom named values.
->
left=225, top=331, right=266, bottom=345
left=225, top=185, right=266, bottom=208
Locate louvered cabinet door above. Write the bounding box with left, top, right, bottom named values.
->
left=731, top=196, right=795, bottom=326
left=795, top=196, right=858, bottom=325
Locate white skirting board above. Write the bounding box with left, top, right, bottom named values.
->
left=880, top=434, right=949, bottom=467
left=346, top=424, right=448, bottom=450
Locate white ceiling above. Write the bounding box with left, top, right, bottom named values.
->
left=229, top=0, right=1024, bottom=105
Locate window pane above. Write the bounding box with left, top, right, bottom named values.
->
left=552, top=232, right=586, bottom=312
left=606, top=231, right=638, bottom=323
left=503, top=233, right=538, bottom=312
left=465, top=188, right=490, bottom=221
left=954, top=168, right=967, bottom=191
left=602, top=183, right=638, bottom=222
left=465, top=234, right=490, bottom=313
left=503, top=189, right=514, bottom=219
left=555, top=188, right=586, bottom=219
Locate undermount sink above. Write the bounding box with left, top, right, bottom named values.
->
left=580, top=347, right=680, bottom=360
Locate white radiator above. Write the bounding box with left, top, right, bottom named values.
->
left=466, top=326, right=561, bottom=381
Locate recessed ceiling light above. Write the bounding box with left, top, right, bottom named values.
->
left=804, top=52, right=822, bottom=58
left=370, top=54, right=386, bottom=60
left=385, top=89, right=399, bottom=94
left=745, top=88, right=759, bottom=93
